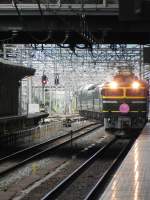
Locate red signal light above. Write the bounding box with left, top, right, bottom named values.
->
left=42, top=80, right=47, bottom=84
left=42, top=75, right=48, bottom=85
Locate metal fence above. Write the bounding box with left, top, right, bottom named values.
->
left=0, top=0, right=118, bottom=8
left=0, top=0, right=118, bottom=4
left=0, top=119, right=89, bottom=145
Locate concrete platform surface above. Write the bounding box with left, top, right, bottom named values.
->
left=99, top=123, right=150, bottom=200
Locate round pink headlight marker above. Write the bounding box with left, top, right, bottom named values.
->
left=119, top=103, right=130, bottom=113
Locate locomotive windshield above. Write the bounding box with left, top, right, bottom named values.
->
left=126, top=89, right=146, bottom=97
left=102, top=89, right=123, bottom=96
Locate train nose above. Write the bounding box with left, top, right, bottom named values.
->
left=119, top=103, right=130, bottom=113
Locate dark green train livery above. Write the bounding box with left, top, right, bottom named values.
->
left=78, top=71, right=149, bottom=131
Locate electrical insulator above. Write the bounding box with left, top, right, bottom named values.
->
left=55, top=74, right=59, bottom=85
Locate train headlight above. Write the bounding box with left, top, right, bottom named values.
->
left=109, top=81, right=118, bottom=89
left=132, top=81, right=140, bottom=89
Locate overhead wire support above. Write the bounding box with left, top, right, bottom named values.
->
left=81, top=0, right=85, bottom=10
left=35, top=0, right=43, bottom=16
left=12, top=0, right=21, bottom=18
left=57, top=0, right=61, bottom=8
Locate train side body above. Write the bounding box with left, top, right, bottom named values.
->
left=77, top=84, right=103, bottom=122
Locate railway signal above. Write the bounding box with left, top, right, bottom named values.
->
left=42, top=74, right=48, bottom=86
left=41, top=74, right=48, bottom=107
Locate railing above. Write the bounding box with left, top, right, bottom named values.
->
left=0, top=119, right=89, bottom=145
left=0, top=0, right=119, bottom=9
left=0, top=0, right=118, bottom=4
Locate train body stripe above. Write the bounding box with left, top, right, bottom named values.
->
left=102, top=96, right=146, bottom=99
left=131, top=101, right=146, bottom=103
left=102, top=110, right=146, bottom=112
left=103, top=100, right=146, bottom=103
left=103, top=86, right=145, bottom=88
left=102, top=100, right=118, bottom=103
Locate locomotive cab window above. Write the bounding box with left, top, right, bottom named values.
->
left=126, top=89, right=146, bottom=96
left=102, top=89, right=123, bottom=96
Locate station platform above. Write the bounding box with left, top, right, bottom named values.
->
left=99, top=123, right=150, bottom=200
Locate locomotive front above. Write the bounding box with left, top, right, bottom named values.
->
left=102, top=71, right=149, bottom=130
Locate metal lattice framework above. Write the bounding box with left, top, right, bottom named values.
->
left=4, top=44, right=143, bottom=80
left=2, top=44, right=147, bottom=114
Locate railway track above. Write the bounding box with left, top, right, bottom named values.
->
left=84, top=139, right=133, bottom=200
left=0, top=123, right=102, bottom=176
left=40, top=137, right=133, bottom=200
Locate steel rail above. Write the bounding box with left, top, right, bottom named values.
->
left=0, top=123, right=102, bottom=176
left=84, top=139, right=134, bottom=200
left=40, top=137, right=117, bottom=200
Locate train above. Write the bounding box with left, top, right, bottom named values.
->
left=78, top=70, right=149, bottom=132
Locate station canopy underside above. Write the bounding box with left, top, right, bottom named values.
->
left=1, top=0, right=150, bottom=44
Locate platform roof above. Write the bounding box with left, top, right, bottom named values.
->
left=0, top=58, right=35, bottom=80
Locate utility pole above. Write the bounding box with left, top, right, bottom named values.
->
left=28, top=50, right=32, bottom=114
left=139, top=44, right=143, bottom=79
left=41, top=72, right=48, bottom=109
left=49, top=81, right=52, bottom=116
